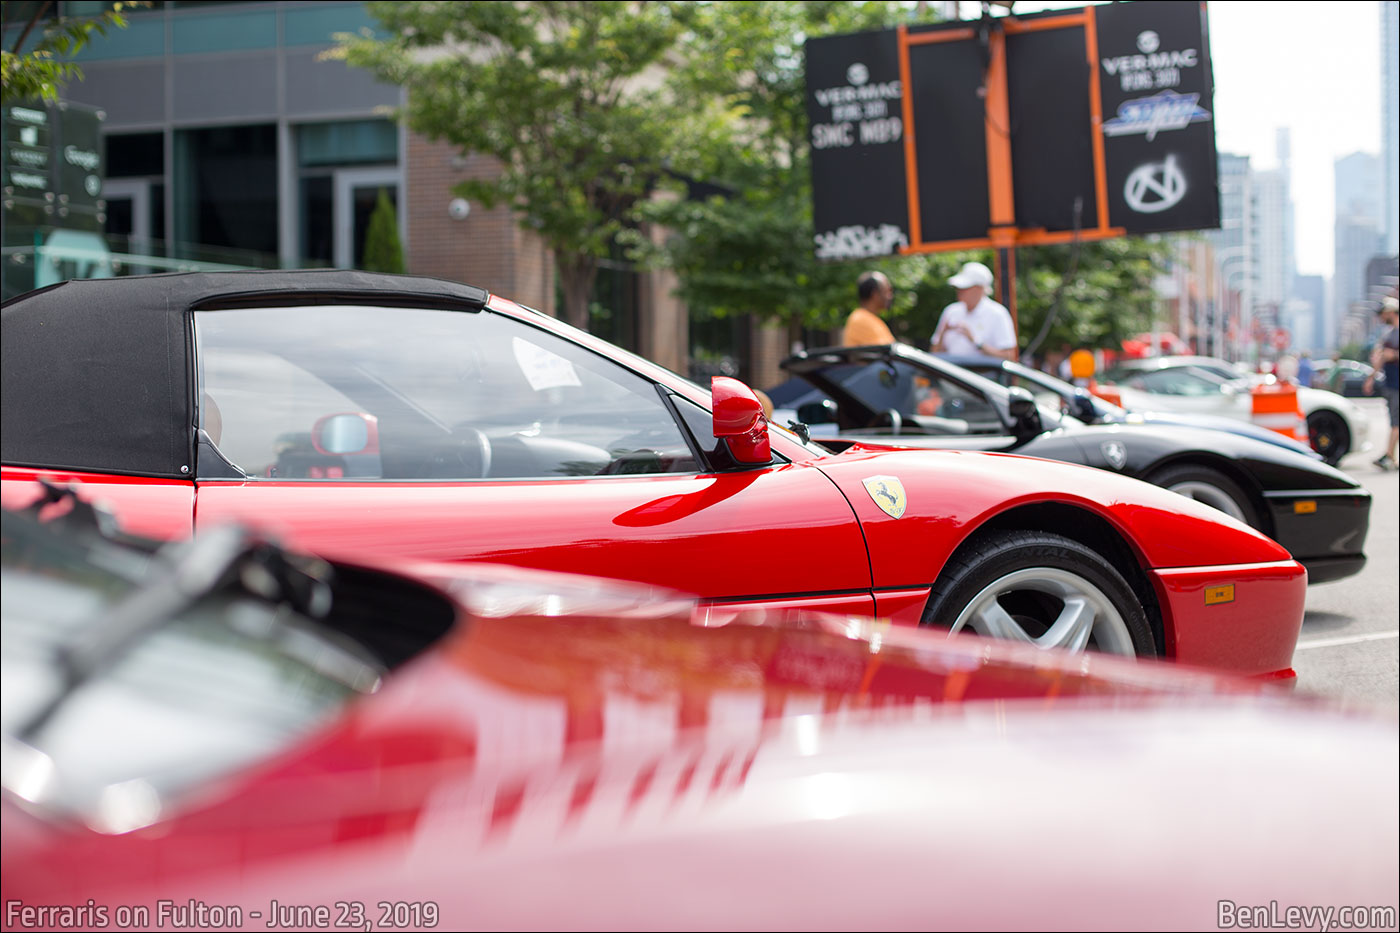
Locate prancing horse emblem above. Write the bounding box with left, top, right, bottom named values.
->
left=1101, top=441, right=1128, bottom=470
left=862, top=475, right=907, bottom=519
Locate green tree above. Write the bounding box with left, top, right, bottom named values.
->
left=334, top=1, right=706, bottom=330
left=906, top=237, right=1171, bottom=356
left=2, top=2, right=140, bottom=104
left=361, top=188, right=405, bottom=274
left=638, top=1, right=928, bottom=343
left=1011, top=236, right=1171, bottom=356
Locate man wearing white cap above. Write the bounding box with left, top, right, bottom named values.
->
left=930, top=261, right=1017, bottom=361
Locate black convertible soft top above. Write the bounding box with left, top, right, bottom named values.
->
left=2, top=270, right=489, bottom=479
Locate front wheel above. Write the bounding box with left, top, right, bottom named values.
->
left=1147, top=463, right=1259, bottom=528
left=922, top=530, right=1156, bottom=658
left=1307, top=410, right=1351, bottom=465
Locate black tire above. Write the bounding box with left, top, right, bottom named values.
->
left=1146, top=462, right=1260, bottom=529
left=921, top=530, right=1156, bottom=658
left=1307, top=410, right=1350, bottom=466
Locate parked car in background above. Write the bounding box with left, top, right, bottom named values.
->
left=1, top=271, right=1311, bottom=672
left=777, top=344, right=1369, bottom=585
left=936, top=353, right=1322, bottom=460
left=3, top=506, right=1395, bottom=931
left=1097, top=356, right=1370, bottom=465
left=1312, top=358, right=1381, bottom=397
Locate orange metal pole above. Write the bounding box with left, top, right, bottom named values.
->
left=1004, top=246, right=1018, bottom=335
left=1002, top=13, right=1085, bottom=34
left=984, top=28, right=1015, bottom=231
left=1084, top=5, right=1112, bottom=234
left=906, top=27, right=977, bottom=46
left=983, top=24, right=1018, bottom=343
left=897, top=25, right=922, bottom=251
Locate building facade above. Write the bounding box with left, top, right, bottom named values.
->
left=1333, top=150, right=1386, bottom=348
left=1382, top=0, right=1398, bottom=256
left=2, top=1, right=693, bottom=373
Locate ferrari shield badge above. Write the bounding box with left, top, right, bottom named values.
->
left=1101, top=441, right=1128, bottom=471
left=862, top=475, right=907, bottom=519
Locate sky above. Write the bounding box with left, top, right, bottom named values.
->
left=959, top=0, right=1388, bottom=278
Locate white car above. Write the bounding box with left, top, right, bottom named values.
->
left=1100, top=357, right=1370, bottom=465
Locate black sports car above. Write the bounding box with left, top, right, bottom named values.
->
left=936, top=354, right=1324, bottom=460
left=778, top=344, right=1370, bottom=585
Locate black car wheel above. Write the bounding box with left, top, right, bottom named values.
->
left=1147, top=463, right=1259, bottom=528
left=1307, top=410, right=1350, bottom=465
left=921, top=530, right=1156, bottom=657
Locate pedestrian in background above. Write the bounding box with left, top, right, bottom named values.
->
left=930, top=261, right=1016, bottom=360
left=1296, top=352, right=1314, bottom=389
left=1365, top=295, right=1399, bottom=470
left=842, top=271, right=896, bottom=347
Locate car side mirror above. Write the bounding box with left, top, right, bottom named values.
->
left=1006, top=386, right=1043, bottom=440
left=313, top=412, right=378, bottom=455
left=712, top=377, right=772, bottom=465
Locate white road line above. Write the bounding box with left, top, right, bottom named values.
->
left=1294, top=630, right=1400, bottom=651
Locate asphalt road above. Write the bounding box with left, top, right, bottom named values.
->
left=1291, top=397, right=1398, bottom=711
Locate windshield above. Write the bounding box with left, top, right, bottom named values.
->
left=195, top=305, right=703, bottom=481
left=796, top=357, right=1066, bottom=436
left=1103, top=364, right=1235, bottom=396
left=1, top=514, right=369, bottom=831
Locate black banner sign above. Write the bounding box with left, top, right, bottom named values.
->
left=804, top=28, right=910, bottom=260
left=1096, top=0, right=1219, bottom=232
left=804, top=1, right=1219, bottom=258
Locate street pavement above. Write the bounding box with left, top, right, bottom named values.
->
left=1291, top=398, right=1398, bottom=712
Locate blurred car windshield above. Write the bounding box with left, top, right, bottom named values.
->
left=1102, top=364, right=1232, bottom=396
left=805, top=358, right=1065, bottom=435
left=1, top=514, right=366, bottom=828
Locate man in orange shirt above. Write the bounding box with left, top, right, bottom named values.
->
left=842, top=271, right=896, bottom=346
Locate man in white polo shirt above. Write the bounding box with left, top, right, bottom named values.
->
left=930, top=261, right=1017, bottom=361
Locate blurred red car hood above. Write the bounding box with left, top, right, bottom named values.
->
left=3, top=562, right=1395, bottom=931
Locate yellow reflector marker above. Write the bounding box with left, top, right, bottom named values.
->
left=1293, top=500, right=1317, bottom=514
left=1205, top=585, right=1235, bottom=606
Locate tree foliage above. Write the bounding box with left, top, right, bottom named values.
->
left=637, top=1, right=930, bottom=338
left=362, top=188, right=405, bottom=274
left=335, top=0, right=1172, bottom=353
left=1010, top=236, right=1171, bottom=355
left=1, top=2, right=139, bottom=104
left=334, top=1, right=707, bottom=330
left=904, top=237, right=1171, bottom=355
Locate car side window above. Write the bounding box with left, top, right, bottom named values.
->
left=194, top=305, right=698, bottom=480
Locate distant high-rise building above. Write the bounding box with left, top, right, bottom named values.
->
left=1293, top=274, right=1325, bottom=350
left=1254, top=169, right=1290, bottom=324
left=1334, top=152, right=1386, bottom=346
left=1336, top=151, right=1385, bottom=225
left=1253, top=132, right=1295, bottom=320
left=1206, top=152, right=1257, bottom=351
left=1382, top=1, right=1398, bottom=254
left=1210, top=152, right=1253, bottom=262
left=1209, top=138, right=1295, bottom=351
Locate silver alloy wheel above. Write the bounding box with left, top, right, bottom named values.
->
left=1165, top=479, right=1247, bottom=522
left=945, top=567, right=1136, bottom=656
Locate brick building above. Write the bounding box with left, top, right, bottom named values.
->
left=3, top=0, right=700, bottom=374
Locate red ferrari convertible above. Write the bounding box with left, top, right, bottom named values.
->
left=1, top=271, right=1305, bottom=675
